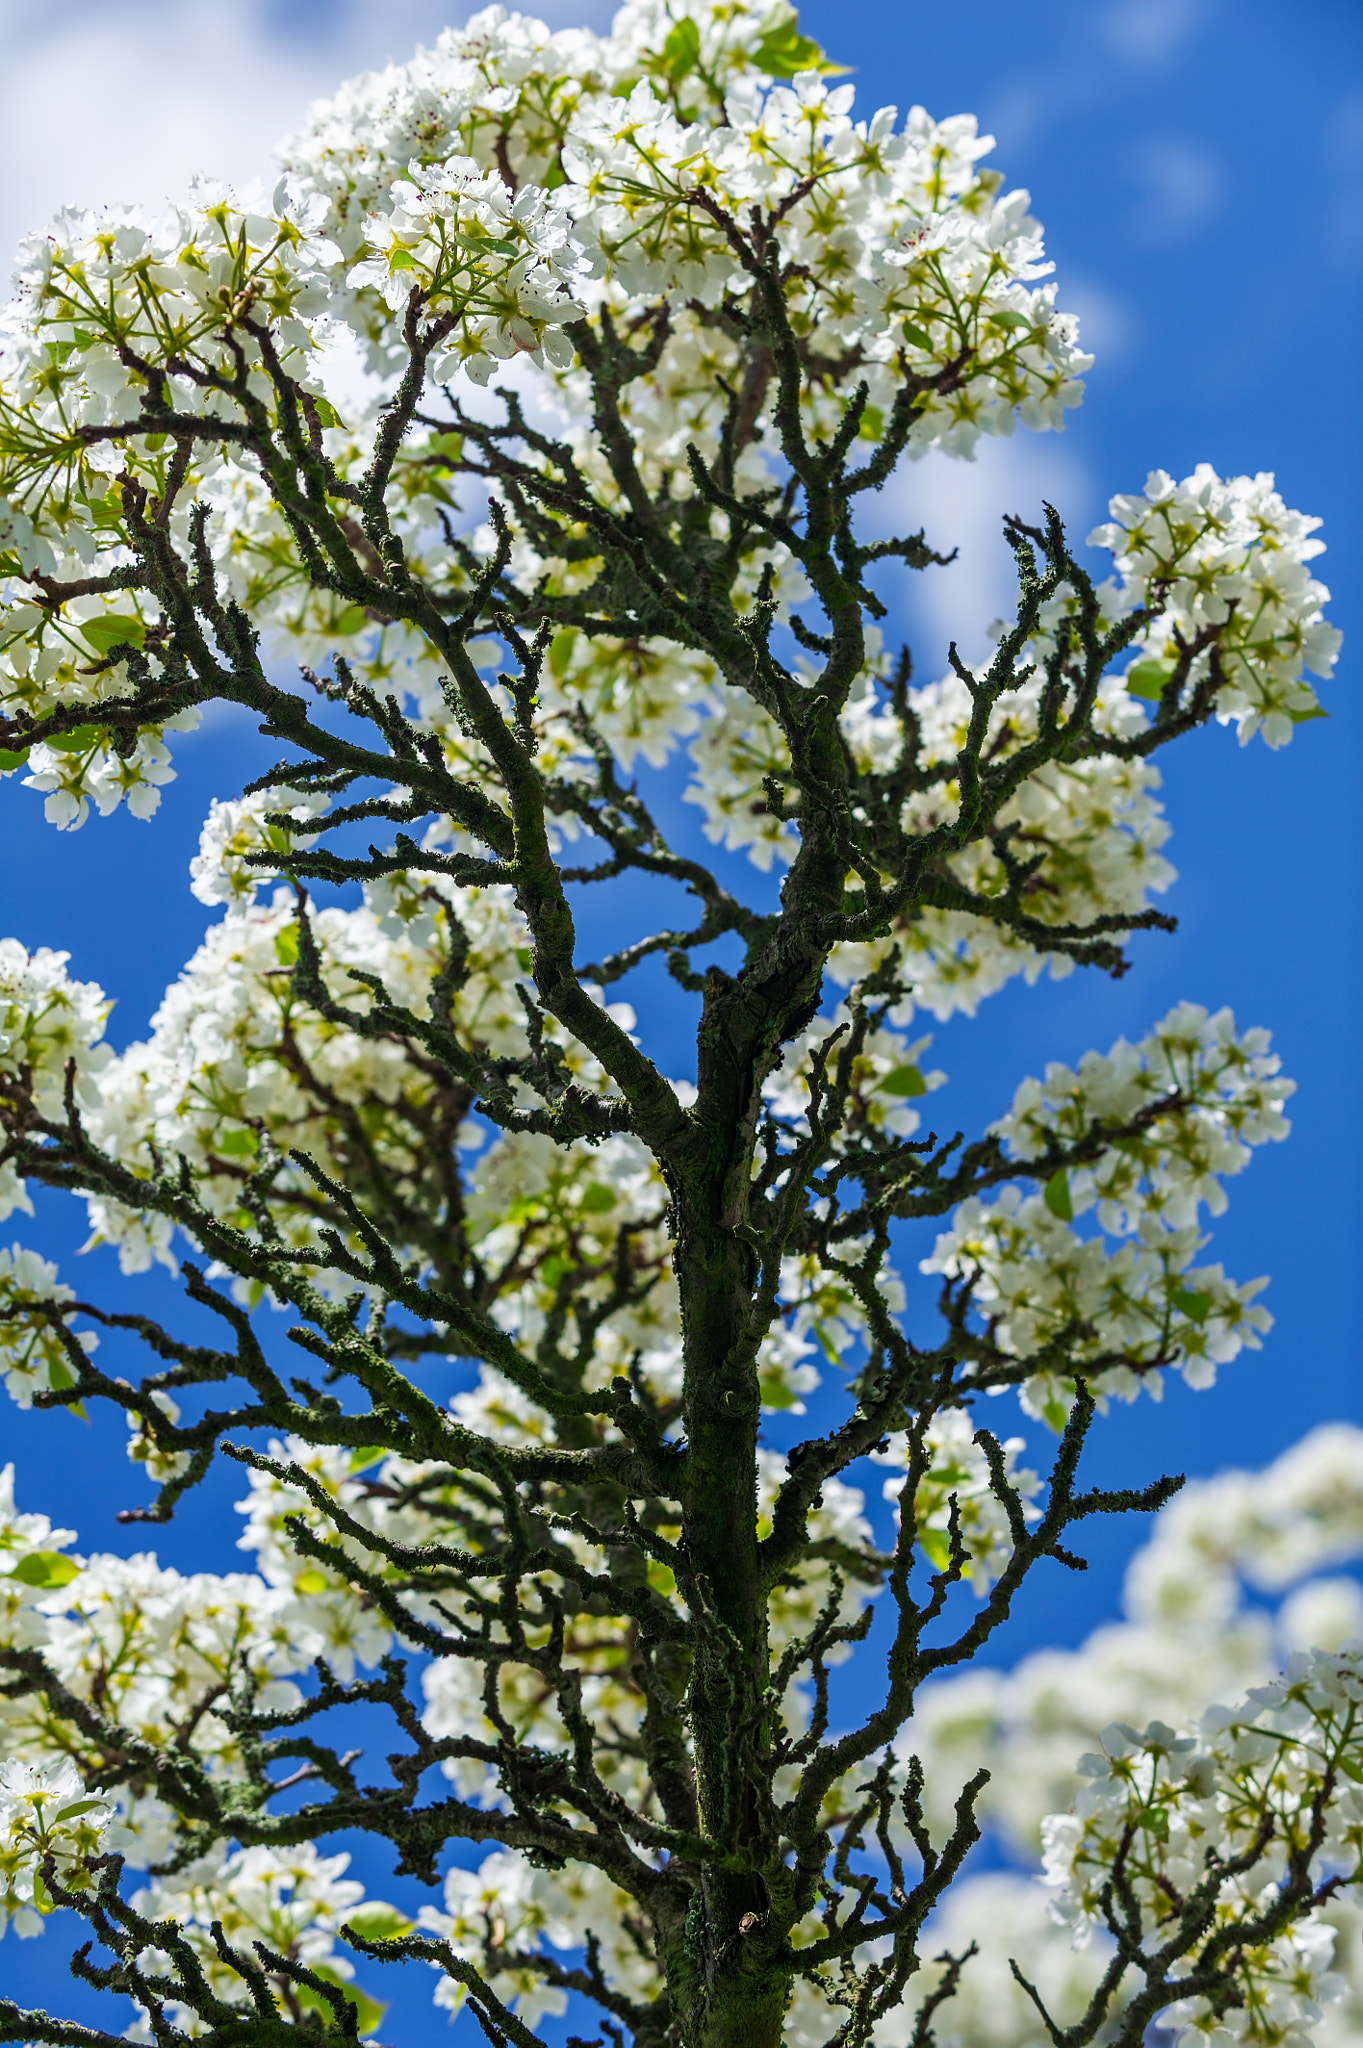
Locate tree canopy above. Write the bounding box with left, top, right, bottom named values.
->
left=0, top=6, right=1353, bottom=2047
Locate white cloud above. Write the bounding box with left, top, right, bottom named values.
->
left=867, top=434, right=1097, bottom=674
left=1128, top=137, right=1223, bottom=243
left=1061, top=280, right=1134, bottom=363
left=1101, top=0, right=1213, bottom=62
left=0, top=0, right=614, bottom=272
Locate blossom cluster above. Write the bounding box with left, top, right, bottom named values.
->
left=1042, top=1651, right=1363, bottom=2047
left=126, top=1842, right=403, bottom=2043
left=188, top=785, right=329, bottom=909
left=829, top=665, right=1175, bottom=1021
left=0, top=940, right=110, bottom=1217
left=1093, top=467, right=1343, bottom=748
left=0, top=1245, right=96, bottom=1409
left=0, top=1755, right=111, bottom=1939
left=922, top=1002, right=1289, bottom=1422
left=874, top=1407, right=1040, bottom=1593
left=347, top=158, right=586, bottom=383
left=421, top=1849, right=650, bottom=2030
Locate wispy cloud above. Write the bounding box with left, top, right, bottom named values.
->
left=1127, top=137, right=1223, bottom=243
left=1061, top=279, right=1135, bottom=363
left=866, top=434, right=1097, bottom=674
left=1325, top=88, right=1363, bottom=268
left=1100, top=0, right=1213, bottom=63
left=0, top=0, right=610, bottom=270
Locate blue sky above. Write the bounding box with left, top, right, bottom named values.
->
left=0, top=0, right=1359, bottom=2032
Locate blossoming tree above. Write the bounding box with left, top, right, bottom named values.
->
left=0, top=4, right=1353, bottom=2046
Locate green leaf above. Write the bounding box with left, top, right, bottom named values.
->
left=918, top=1526, right=952, bottom=1571
left=661, top=15, right=702, bottom=79
left=215, top=1127, right=258, bottom=1159
left=45, top=725, right=102, bottom=754
left=53, top=1798, right=105, bottom=1820
left=349, top=1446, right=389, bottom=1472
left=900, top=321, right=932, bottom=350
left=334, top=603, right=370, bottom=638
left=448, top=228, right=520, bottom=259
left=1289, top=704, right=1329, bottom=724
left=1043, top=1169, right=1073, bottom=1222
left=880, top=1064, right=926, bottom=1097
left=295, top=1567, right=331, bottom=1595
left=297, top=1967, right=387, bottom=2038
left=89, top=489, right=126, bottom=531
left=1172, top=1287, right=1211, bottom=1324
left=548, top=628, right=577, bottom=678
left=857, top=404, right=884, bottom=442
left=1125, top=659, right=1174, bottom=703
left=9, top=1550, right=81, bottom=1589
left=1040, top=1392, right=1072, bottom=1434
left=579, top=1182, right=616, bottom=1213
left=988, top=308, right=1033, bottom=331
left=274, top=924, right=300, bottom=967
left=388, top=246, right=417, bottom=272
left=308, top=393, right=343, bottom=430
left=80, top=612, right=146, bottom=656
left=758, top=1371, right=802, bottom=1410
left=0, top=747, right=29, bottom=771
left=345, top=1902, right=416, bottom=1943
left=46, top=1354, right=88, bottom=1417
left=753, top=8, right=849, bottom=77
left=515, top=947, right=534, bottom=972
left=1145, top=1806, right=1170, bottom=1843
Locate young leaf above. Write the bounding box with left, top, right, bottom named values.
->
left=1172, top=1287, right=1211, bottom=1324
left=9, top=1550, right=81, bottom=1590
left=880, top=1064, right=927, bottom=1097
left=297, top=1968, right=387, bottom=2038
left=345, top=1902, right=416, bottom=1943
left=753, top=7, right=849, bottom=77
left=661, top=15, right=702, bottom=79
left=1043, top=1169, right=1073, bottom=1222
left=215, top=1127, right=258, bottom=1159
left=80, top=613, right=146, bottom=656
left=1125, top=659, right=1174, bottom=703
left=45, top=725, right=102, bottom=754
